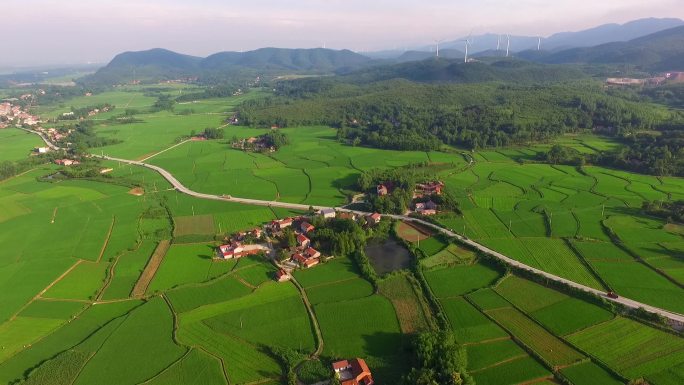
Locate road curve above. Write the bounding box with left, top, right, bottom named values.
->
left=22, top=130, right=684, bottom=325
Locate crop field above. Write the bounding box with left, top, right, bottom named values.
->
left=167, top=275, right=253, bottom=313
left=424, top=263, right=502, bottom=298
left=306, top=277, right=374, bottom=305
left=495, top=275, right=614, bottom=335
left=145, top=349, right=228, bottom=385
left=470, top=356, right=551, bottom=385
left=101, top=240, right=157, bottom=299
left=378, top=274, right=432, bottom=333
left=441, top=297, right=507, bottom=343
left=567, top=317, right=684, bottom=380
left=466, top=339, right=527, bottom=371
left=466, top=288, right=511, bottom=310
left=0, top=129, right=43, bottom=161
left=560, top=362, right=625, bottom=385
left=395, top=220, right=433, bottom=242
left=482, top=238, right=604, bottom=289
left=420, top=243, right=476, bottom=269
left=293, top=257, right=359, bottom=288
left=174, top=214, right=216, bottom=237
left=315, top=295, right=407, bottom=383
left=485, top=307, right=585, bottom=366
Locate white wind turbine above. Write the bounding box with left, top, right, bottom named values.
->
left=434, top=39, right=444, bottom=58
left=506, top=34, right=511, bottom=57
left=462, top=38, right=472, bottom=63
left=537, top=37, right=542, bottom=51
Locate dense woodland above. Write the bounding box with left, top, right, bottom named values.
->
left=239, top=77, right=673, bottom=151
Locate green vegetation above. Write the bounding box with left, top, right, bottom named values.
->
left=402, top=331, right=471, bottom=385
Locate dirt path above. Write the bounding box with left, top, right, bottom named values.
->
left=290, top=276, right=324, bottom=358
left=131, top=240, right=171, bottom=298
left=139, top=139, right=191, bottom=162
left=96, top=217, right=116, bottom=263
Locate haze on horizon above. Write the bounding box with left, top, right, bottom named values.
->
left=3, top=0, right=684, bottom=67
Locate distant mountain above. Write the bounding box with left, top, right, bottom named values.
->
left=395, top=49, right=465, bottom=63
left=373, top=18, right=683, bottom=58
left=81, top=48, right=373, bottom=85
left=536, top=25, right=684, bottom=70
left=341, top=58, right=587, bottom=84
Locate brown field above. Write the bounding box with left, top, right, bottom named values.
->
left=131, top=240, right=171, bottom=297
left=396, top=221, right=433, bottom=242
left=378, top=274, right=434, bottom=333
left=128, top=187, right=144, bottom=196
left=173, top=214, right=216, bottom=236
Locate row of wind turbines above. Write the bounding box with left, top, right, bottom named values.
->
left=435, top=34, right=543, bottom=62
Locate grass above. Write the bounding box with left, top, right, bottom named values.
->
left=420, top=244, right=476, bottom=269
left=145, top=349, right=228, bottom=385
left=294, top=257, right=359, bottom=288
left=174, top=214, right=216, bottom=236
left=72, top=297, right=186, bottom=385
left=466, top=288, right=511, bottom=311
left=485, top=307, right=585, bottom=366
left=0, top=129, right=43, bottom=162
left=416, top=237, right=448, bottom=256
left=306, top=278, right=374, bottom=305
left=471, top=356, right=550, bottom=385
left=441, top=297, right=507, bottom=343
left=424, top=263, right=502, bottom=298
left=167, top=276, right=253, bottom=313
left=566, top=317, right=684, bottom=379
left=147, top=243, right=227, bottom=293
left=560, top=362, right=624, bottom=385
left=18, top=300, right=86, bottom=320
left=466, top=339, right=527, bottom=371
left=43, top=261, right=110, bottom=300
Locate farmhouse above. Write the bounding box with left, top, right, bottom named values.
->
left=368, top=213, right=382, bottom=225
left=270, top=218, right=294, bottom=231
left=415, top=181, right=444, bottom=196
left=300, top=221, right=315, bottom=234
left=376, top=184, right=388, bottom=196
left=275, top=269, right=290, bottom=282
left=55, top=159, right=80, bottom=166
left=332, top=358, right=374, bottom=385
left=217, top=242, right=262, bottom=259
left=304, top=247, right=321, bottom=259
left=415, top=200, right=438, bottom=215
left=35, top=147, right=50, bottom=154
left=297, top=234, right=311, bottom=248
left=292, top=252, right=320, bottom=268
left=319, top=208, right=336, bottom=219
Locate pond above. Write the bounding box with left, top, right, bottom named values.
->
left=364, top=237, right=413, bottom=275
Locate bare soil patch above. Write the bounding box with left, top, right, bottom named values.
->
left=128, top=187, right=144, bottom=196
left=396, top=221, right=433, bottom=242
left=131, top=240, right=171, bottom=297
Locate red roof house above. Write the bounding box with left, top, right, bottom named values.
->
left=300, top=221, right=315, bottom=233
left=368, top=213, right=382, bottom=224
left=271, top=218, right=293, bottom=231
left=332, top=358, right=374, bottom=385
left=275, top=269, right=290, bottom=282
left=292, top=253, right=319, bottom=268
left=304, top=247, right=321, bottom=259
left=297, top=234, right=311, bottom=248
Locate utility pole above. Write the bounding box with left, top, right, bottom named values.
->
left=602, top=205, right=605, bottom=218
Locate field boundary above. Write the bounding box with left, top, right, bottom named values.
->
left=290, top=275, right=324, bottom=358
left=131, top=240, right=171, bottom=297
left=96, top=216, right=116, bottom=263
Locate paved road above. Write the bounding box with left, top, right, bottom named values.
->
left=24, top=131, right=684, bottom=325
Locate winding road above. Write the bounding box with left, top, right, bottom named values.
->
left=24, top=128, right=684, bottom=326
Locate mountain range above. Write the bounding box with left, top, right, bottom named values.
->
left=80, top=17, right=684, bottom=86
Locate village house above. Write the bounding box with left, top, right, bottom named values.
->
left=368, top=213, right=382, bottom=225
left=55, top=159, right=80, bottom=166
left=296, top=234, right=311, bottom=248
left=332, top=358, right=374, bottom=385
left=376, top=184, right=388, bottom=196
left=304, top=247, right=321, bottom=259
left=338, top=212, right=357, bottom=221
left=300, top=221, right=315, bottom=234
left=415, top=181, right=444, bottom=197
left=319, top=208, right=336, bottom=219
left=292, top=252, right=320, bottom=268
left=275, top=269, right=290, bottom=282
left=270, top=218, right=294, bottom=232
left=217, top=242, right=262, bottom=259
left=414, top=200, right=438, bottom=215
left=35, top=147, right=50, bottom=154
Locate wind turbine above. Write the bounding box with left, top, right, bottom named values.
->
left=434, top=39, right=443, bottom=58
left=496, top=35, right=501, bottom=51
left=537, top=37, right=542, bottom=51
left=462, top=38, right=472, bottom=63
left=506, top=34, right=511, bottom=57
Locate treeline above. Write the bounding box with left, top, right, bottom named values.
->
left=59, top=120, right=122, bottom=154
left=59, top=104, right=114, bottom=120
left=0, top=151, right=65, bottom=181
left=402, top=331, right=472, bottom=385
left=542, top=129, right=684, bottom=176
left=238, top=78, right=671, bottom=150
left=642, top=200, right=684, bottom=223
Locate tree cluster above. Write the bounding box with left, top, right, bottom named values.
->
left=402, top=331, right=472, bottom=385
left=642, top=200, right=684, bottom=224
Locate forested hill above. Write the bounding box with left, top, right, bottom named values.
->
left=533, top=25, right=684, bottom=71
left=339, top=59, right=587, bottom=84
left=238, top=78, right=673, bottom=150
left=80, top=48, right=373, bottom=85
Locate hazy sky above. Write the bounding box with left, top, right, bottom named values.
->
left=2, top=0, right=684, bottom=67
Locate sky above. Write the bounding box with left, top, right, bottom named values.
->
left=2, top=0, right=684, bottom=67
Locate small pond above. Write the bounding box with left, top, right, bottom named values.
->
left=364, top=237, right=413, bottom=275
